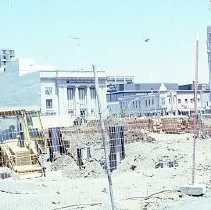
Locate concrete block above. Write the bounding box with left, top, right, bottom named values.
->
left=180, top=184, right=206, bottom=196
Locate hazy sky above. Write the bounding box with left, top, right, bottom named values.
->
left=0, top=0, right=211, bottom=84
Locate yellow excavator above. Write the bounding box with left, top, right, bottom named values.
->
left=0, top=109, right=46, bottom=176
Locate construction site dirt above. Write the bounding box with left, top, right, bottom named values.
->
left=0, top=131, right=211, bottom=210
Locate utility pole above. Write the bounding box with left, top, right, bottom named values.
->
left=207, top=0, right=211, bottom=105
left=93, top=65, right=116, bottom=210
left=192, top=34, right=199, bottom=185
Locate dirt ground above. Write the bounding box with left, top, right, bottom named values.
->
left=0, top=133, right=211, bottom=210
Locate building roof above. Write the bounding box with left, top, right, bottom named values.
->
left=117, top=83, right=179, bottom=92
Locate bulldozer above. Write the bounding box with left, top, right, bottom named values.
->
left=0, top=109, right=46, bottom=176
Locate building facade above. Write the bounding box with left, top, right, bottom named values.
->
left=116, top=84, right=178, bottom=116
left=107, top=82, right=179, bottom=103
left=177, top=90, right=210, bottom=115
left=40, top=70, right=107, bottom=117
left=119, top=93, right=161, bottom=116
left=0, top=49, right=15, bottom=72
left=107, top=82, right=210, bottom=117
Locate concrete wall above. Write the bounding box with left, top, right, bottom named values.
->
left=40, top=115, right=74, bottom=129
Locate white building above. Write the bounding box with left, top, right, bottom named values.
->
left=108, top=82, right=210, bottom=117
left=40, top=70, right=107, bottom=117
left=119, top=93, right=161, bottom=116
left=119, top=88, right=178, bottom=116
left=0, top=58, right=107, bottom=120
left=177, top=90, right=208, bottom=115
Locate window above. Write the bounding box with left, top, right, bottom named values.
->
left=145, top=100, right=148, bottom=107
left=79, top=88, right=85, bottom=100
left=80, top=109, right=86, bottom=117
left=45, top=87, right=52, bottom=95
left=46, top=99, right=53, bottom=109
left=178, top=99, right=181, bottom=104
left=67, top=88, right=75, bottom=107
left=161, top=98, right=165, bottom=105
left=90, top=88, right=96, bottom=100
left=152, top=99, right=154, bottom=105
left=79, top=88, right=86, bottom=105
left=190, top=98, right=194, bottom=103
left=68, top=109, right=74, bottom=116
left=185, top=99, right=188, bottom=103
left=67, top=88, right=74, bottom=100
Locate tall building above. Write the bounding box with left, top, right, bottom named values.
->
left=0, top=49, right=15, bottom=72
left=207, top=26, right=211, bottom=101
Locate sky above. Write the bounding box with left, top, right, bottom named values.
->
left=0, top=0, right=211, bottom=84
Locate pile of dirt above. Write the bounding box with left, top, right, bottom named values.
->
left=124, top=129, right=155, bottom=144
left=50, top=153, right=106, bottom=179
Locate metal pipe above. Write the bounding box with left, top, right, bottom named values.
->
left=93, top=65, right=116, bottom=210
left=192, top=34, right=199, bottom=185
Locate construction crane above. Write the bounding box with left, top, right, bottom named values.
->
left=0, top=109, right=46, bottom=176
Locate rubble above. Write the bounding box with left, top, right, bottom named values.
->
left=0, top=132, right=211, bottom=210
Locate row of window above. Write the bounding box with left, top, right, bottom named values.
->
left=45, top=87, right=97, bottom=109
left=45, top=87, right=96, bottom=99
left=178, top=98, right=200, bottom=104
left=121, top=99, right=155, bottom=109
left=67, top=88, right=96, bottom=100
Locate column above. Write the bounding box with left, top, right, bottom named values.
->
left=58, top=85, right=68, bottom=115
left=75, top=87, right=80, bottom=117
left=86, top=86, right=91, bottom=117
left=58, top=86, right=64, bottom=115
left=63, top=87, right=68, bottom=115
